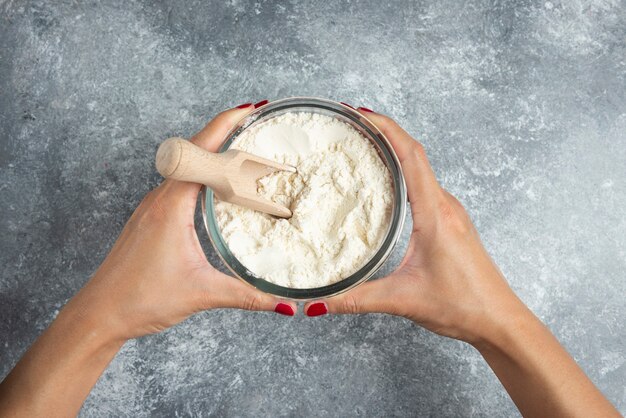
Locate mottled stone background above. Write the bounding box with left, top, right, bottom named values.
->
left=1, top=0, right=624, bottom=416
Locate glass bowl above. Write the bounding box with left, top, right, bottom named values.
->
left=201, top=97, right=407, bottom=300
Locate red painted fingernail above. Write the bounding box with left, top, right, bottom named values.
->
left=254, top=99, right=269, bottom=108
left=358, top=106, right=374, bottom=113
left=235, top=102, right=253, bottom=109
left=340, top=102, right=355, bottom=109
left=306, top=302, right=328, bottom=317
left=274, top=303, right=294, bottom=316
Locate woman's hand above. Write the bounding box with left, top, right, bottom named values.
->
left=304, top=108, right=620, bottom=417
left=0, top=104, right=298, bottom=417
left=69, top=105, right=297, bottom=342
left=304, top=109, right=527, bottom=344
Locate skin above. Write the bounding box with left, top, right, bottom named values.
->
left=305, top=109, right=620, bottom=418
left=0, top=105, right=619, bottom=417
left=0, top=105, right=297, bottom=417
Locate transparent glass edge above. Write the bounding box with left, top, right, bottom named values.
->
left=201, top=97, right=408, bottom=300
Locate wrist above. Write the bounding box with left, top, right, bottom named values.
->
left=59, top=293, right=128, bottom=350
left=470, top=297, right=539, bottom=353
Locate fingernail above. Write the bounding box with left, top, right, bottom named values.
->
left=306, top=302, right=328, bottom=317
left=235, top=102, right=253, bottom=109
left=340, top=102, right=355, bottom=109
left=358, top=106, right=374, bottom=113
left=274, top=303, right=295, bottom=316
left=254, top=99, right=269, bottom=108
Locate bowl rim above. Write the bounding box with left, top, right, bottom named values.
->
left=201, top=97, right=407, bottom=300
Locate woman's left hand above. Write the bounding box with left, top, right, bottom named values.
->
left=69, top=105, right=297, bottom=341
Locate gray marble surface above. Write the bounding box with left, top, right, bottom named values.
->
left=1, top=0, right=625, bottom=416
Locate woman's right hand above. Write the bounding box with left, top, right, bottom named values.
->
left=305, top=109, right=527, bottom=344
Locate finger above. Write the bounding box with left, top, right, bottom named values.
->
left=357, top=109, right=442, bottom=223
left=303, top=276, right=398, bottom=316
left=442, top=189, right=466, bottom=214
left=191, top=105, right=255, bottom=151
left=441, top=189, right=475, bottom=234
left=203, top=269, right=298, bottom=316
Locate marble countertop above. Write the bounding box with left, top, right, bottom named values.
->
left=1, top=1, right=624, bottom=416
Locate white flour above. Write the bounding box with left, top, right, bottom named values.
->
left=215, top=112, right=393, bottom=288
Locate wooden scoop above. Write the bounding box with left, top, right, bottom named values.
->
left=156, top=137, right=295, bottom=218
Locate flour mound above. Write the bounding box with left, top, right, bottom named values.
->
left=215, top=112, right=393, bottom=288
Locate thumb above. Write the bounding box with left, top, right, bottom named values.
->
left=202, top=269, right=298, bottom=316
left=304, top=276, right=398, bottom=316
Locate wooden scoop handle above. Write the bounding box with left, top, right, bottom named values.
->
left=156, top=137, right=228, bottom=188
left=156, top=137, right=293, bottom=218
